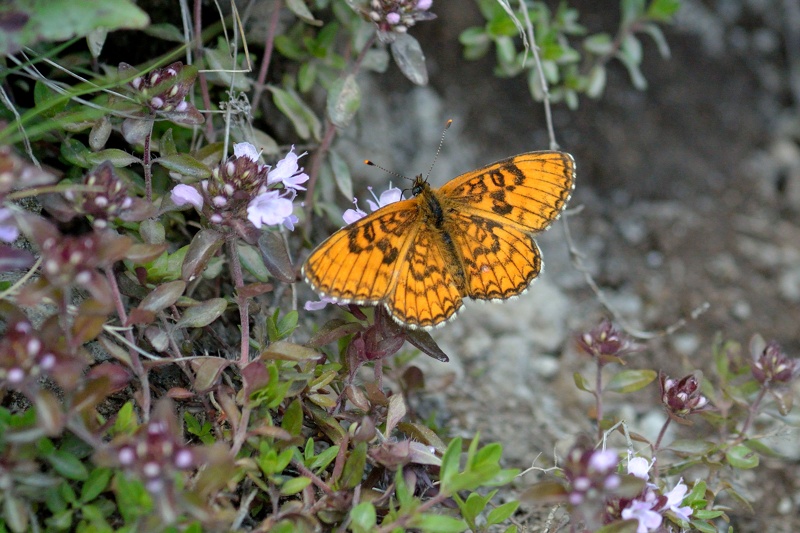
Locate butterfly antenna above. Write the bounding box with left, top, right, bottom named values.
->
left=425, top=119, right=453, bottom=180
left=364, top=159, right=413, bottom=184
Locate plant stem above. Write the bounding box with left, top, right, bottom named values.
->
left=738, top=386, right=767, bottom=441
left=226, top=233, right=250, bottom=367
left=143, top=119, right=154, bottom=202
left=595, top=358, right=604, bottom=442
left=252, top=0, right=282, bottom=112
left=105, top=266, right=151, bottom=418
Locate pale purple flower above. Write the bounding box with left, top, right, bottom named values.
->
left=0, top=208, right=19, bottom=242
left=171, top=184, right=204, bottom=209
left=664, top=478, right=692, bottom=521
left=417, top=0, right=432, bottom=10
left=588, top=449, right=618, bottom=471
left=343, top=203, right=368, bottom=224
left=282, top=214, right=299, bottom=231
left=247, top=190, right=294, bottom=229
left=304, top=295, right=337, bottom=311
left=268, top=146, right=309, bottom=192
left=627, top=456, right=652, bottom=480
left=366, top=185, right=402, bottom=212
left=342, top=184, right=403, bottom=225
left=621, top=499, right=663, bottom=533
left=233, top=142, right=261, bottom=163
left=386, top=12, right=401, bottom=24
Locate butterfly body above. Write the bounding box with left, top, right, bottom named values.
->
left=303, top=151, right=576, bottom=330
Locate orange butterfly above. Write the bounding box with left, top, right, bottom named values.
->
left=302, top=151, right=576, bottom=330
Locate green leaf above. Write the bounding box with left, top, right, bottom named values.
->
left=495, top=35, right=517, bottom=66
left=616, top=47, right=647, bottom=90
left=743, top=439, right=782, bottom=458
left=646, top=0, right=681, bottom=21
left=684, top=479, right=706, bottom=504
left=605, top=369, right=657, bottom=393
left=666, top=439, right=716, bottom=455
left=286, top=0, right=321, bottom=24
left=280, top=476, right=312, bottom=496
left=154, top=154, right=211, bottom=180
left=621, top=0, right=646, bottom=26
left=139, top=280, right=186, bottom=312
left=176, top=298, right=228, bottom=328
left=584, top=32, right=614, bottom=55
left=486, top=14, right=517, bottom=37
left=309, top=445, right=339, bottom=472
left=113, top=473, right=152, bottom=522
left=85, top=149, right=140, bottom=167
left=641, top=23, right=671, bottom=58
left=113, top=401, right=137, bottom=435
left=46, top=450, right=89, bottom=481
left=408, top=513, right=467, bottom=532
left=390, top=33, right=428, bottom=85
left=440, top=437, right=462, bottom=490
left=61, top=137, right=90, bottom=168
left=487, top=500, right=519, bottom=525
left=688, top=519, right=719, bottom=533
left=142, top=23, right=185, bottom=42
left=181, top=229, right=223, bottom=282
left=0, top=0, right=149, bottom=56
left=349, top=502, right=377, bottom=533
left=80, top=468, right=112, bottom=503
left=269, top=86, right=322, bottom=141
left=238, top=243, right=271, bottom=283
left=328, top=149, right=353, bottom=200
left=573, top=372, right=593, bottom=392
left=339, top=442, right=367, bottom=489
left=276, top=310, right=299, bottom=340
left=460, top=492, right=492, bottom=525
left=725, top=444, right=759, bottom=469
left=620, top=33, right=643, bottom=64
left=298, top=62, right=317, bottom=93
left=281, top=399, right=303, bottom=436
left=586, top=65, right=607, bottom=98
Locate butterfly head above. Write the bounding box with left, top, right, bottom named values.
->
left=411, top=175, right=427, bottom=197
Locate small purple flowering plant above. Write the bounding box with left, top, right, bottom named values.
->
left=171, top=141, right=306, bottom=233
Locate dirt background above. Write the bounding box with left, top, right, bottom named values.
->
left=327, top=0, right=800, bottom=531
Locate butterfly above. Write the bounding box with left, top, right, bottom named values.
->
left=302, top=151, right=576, bottom=330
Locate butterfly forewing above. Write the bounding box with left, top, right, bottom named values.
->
left=303, top=199, right=421, bottom=304
left=438, top=151, right=575, bottom=232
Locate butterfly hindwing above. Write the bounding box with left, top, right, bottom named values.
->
left=303, top=199, right=420, bottom=304
left=389, top=223, right=464, bottom=328
left=438, top=151, right=575, bottom=232
left=443, top=210, right=542, bottom=301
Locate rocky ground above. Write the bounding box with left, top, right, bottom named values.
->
left=325, top=1, right=800, bottom=530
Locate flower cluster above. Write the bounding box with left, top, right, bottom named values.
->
left=576, top=320, right=643, bottom=366
left=659, top=372, right=710, bottom=421
left=750, top=338, right=797, bottom=386
left=0, top=307, right=85, bottom=393
left=125, top=61, right=196, bottom=115
left=64, top=162, right=139, bottom=228
left=171, top=142, right=307, bottom=233
left=368, top=0, right=436, bottom=42
left=612, top=455, right=693, bottom=532
left=109, top=414, right=197, bottom=494
left=563, top=446, right=621, bottom=507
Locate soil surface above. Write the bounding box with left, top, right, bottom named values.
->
left=330, top=1, right=800, bottom=531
